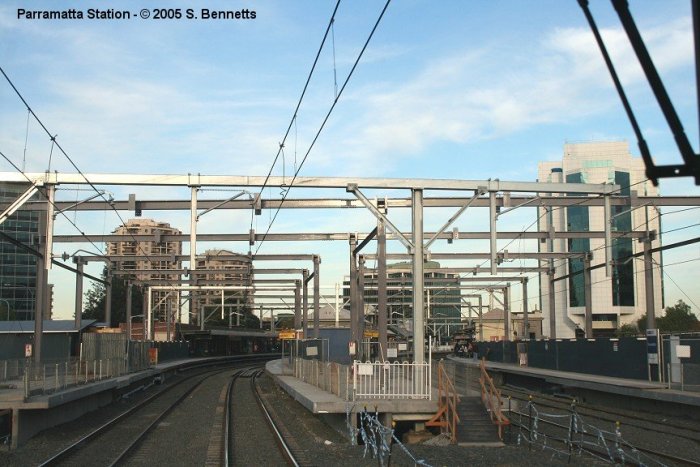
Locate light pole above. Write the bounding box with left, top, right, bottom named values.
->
left=0, top=298, right=11, bottom=320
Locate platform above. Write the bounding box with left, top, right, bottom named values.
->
left=449, top=355, right=700, bottom=409
left=265, top=359, right=438, bottom=418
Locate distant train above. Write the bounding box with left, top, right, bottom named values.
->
left=452, top=321, right=478, bottom=358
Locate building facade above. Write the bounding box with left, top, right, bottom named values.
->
left=0, top=182, right=43, bottom=320
left=343, top=261, right=463, bottom=337
left=106, top=219, right=182, bottom=324
left=538, top=141, right=663, bottom=338
left=193, top=249, right=253, bottom=325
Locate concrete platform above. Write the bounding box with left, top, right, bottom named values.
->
left=450, top=356, right=700, bottom=409
left=265, top=359, right=438, bottom=417
left=0, top=355, right=270, bottom=449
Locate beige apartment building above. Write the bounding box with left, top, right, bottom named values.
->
left=106, top=219, right=182, bottom=325
left=192, top=249, right=253, bottom=325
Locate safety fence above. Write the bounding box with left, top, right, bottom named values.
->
left=353, top=360, right=432, bottom=400
left=667, top=362, right=700, bottom=391
left=291, top=357, right=433, bottom=401
left=293, top=357, right=350, bottom=399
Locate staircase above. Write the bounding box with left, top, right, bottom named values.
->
left=455, top=397, right=504, bottom=446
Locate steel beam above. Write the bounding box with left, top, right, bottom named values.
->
left=12, top=195, right=700, bottom=213
left=583, top=254, right=593, bottom=338
left=74, top=258, right=84, bottom=331
left=425, top=188, right=484, bottom=249
left=302, top=269, right=309, bottom=338
left=3, top=172, right=618, bottom=193
left=489, top=191, right=498, bottom=275
left=348, top=184, right=414, bottom=252
left=644, top=235, right=656, bottom=330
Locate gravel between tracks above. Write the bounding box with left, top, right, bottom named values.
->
left=255, top=372, right=593, bottom=466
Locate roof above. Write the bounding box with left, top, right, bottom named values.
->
left=0, top=319, right=97, bottom=334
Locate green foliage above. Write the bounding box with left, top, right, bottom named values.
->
left=82, top=268, right=144, bottom=327
left=637, top=300, right=699, bottom=333
left=616, top=323, right=639, bottom=337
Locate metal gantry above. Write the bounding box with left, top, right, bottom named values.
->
left=1, top=171, right=699, bottom=363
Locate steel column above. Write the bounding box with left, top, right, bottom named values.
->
left=302, top=269, right=309, bottom=338
left=489, top=191, right=498, bottom=275
left=349, top=234, right=358, bottom=350
left=147, top=287, right=153, bottom=340
left=583, top=254, right=593, bottom=338
left=604, top=194, right=613, bottom=277
left=126, top=282, right=132, bottom=340
left=503, top=286, right=510, bottom=341
left=377, top=218, right=388, bottom=361
left=522, top=278, right=529, bottom=339
left=478, top=295, right=483, bottom=341
left=412, top=189, right=425, bottom=366
left=644, top=236, right=657, bottom=330
left=105, top=269, right=112, bottom=327
left=313, top=256, right=320, bottom=338
left=33, top=212, right=47, bottom=363
left=190, top=186, right=199, bottom=330
left=74, top=259, right=84, bottom=331
left=294, top=281, right=301, bottom=330
left=548, top=265, right=556, bottom=339
left=358, top=256, right=366, bottom=360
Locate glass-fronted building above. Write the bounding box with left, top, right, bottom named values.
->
left=0, top=182, right=40, bottom=320
left=538, top=142, right=663, bottom=338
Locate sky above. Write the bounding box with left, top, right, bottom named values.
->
left=0, top=0, right=699, bottom=322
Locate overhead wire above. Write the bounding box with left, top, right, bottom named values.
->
left=256, top=0, right=392, bottom=254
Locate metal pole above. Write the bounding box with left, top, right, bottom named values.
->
left=105, top=269, right=112, bottom=327
left=583, top=254, right=593, bottom=338
left=126, top=282, right=132, bottom=340
left=358, top=256, right=366, bottom=360
left=548, top=265, right=557, bottom=339
left=504, top=286, right=510, bottom=341
left=478, top=295, right=483, bottom=341
left=644, top=236, right=657, bottom=330
left=377, top=218, right=388, bottom=361
left=313, top=256, right=320, bottom=338
left=33, top=212, right=47, bottom=363
left=522, top=278, right=529, bottom=339
left=604, top=194, right=613, bottom=277
left=166, top=296, right=171, bottom=342
left=412, top=189, right=425, bottom=367
left=74, top=259, right=83, bottom=331
left=349, top=234, right=358, bottom=348
left=190, top=186, right=199, bottom=331
left=147, top=287, right=153, bottom=340
left=302, top=269, right=309, bottom=338
left=489, top=191, right=498, bottom=275
left=294, top=280, right=301, bottom=330
left=335, top=283, right=340, bottom=328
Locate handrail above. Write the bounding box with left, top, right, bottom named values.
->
left=426, top=360, right=460, bottom=443
left=479, top=358, right=510, bottom=440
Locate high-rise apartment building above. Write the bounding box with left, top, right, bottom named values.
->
left=106, top=219, right=182, bottom=323
left=0, top=182, right=42, bottom=320
left=193, top=249, right=253, bottom=325
left=538, top=141, right=663, bottom=338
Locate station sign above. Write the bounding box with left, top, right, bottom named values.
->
left=278, top=330, right=296, bottom=340
left=646, top=329, right=659, bottom=364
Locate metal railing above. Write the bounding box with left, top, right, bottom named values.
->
left=293, top=357, right=349, bottom=399
left=667, top=362, right=700, bottom=392
left=352, top=360, right=432, bottom=400
left=479, top=358, right=510, bottom=440
left=426, top=360, right=460, bottom=443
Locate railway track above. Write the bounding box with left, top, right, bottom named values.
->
left=222, top=367, right=309, bottom=466
left=501, top=386, right=700, bottom=466
left=37, top=358, right=274, bottom=466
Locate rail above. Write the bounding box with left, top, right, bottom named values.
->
left=426, top=360, right=460, bottom=443
left=479, top=358, right=510, bottom=440
left=353, top=360, right=431, bottom=400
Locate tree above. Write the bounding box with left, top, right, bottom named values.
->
left=82, top=268, right=144, bottom=328
left=616, top=323, right=639, bottom=337
left=637, top=300, right=699, bottom=333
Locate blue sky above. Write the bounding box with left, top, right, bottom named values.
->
left=1, top=0, right=699, bottom=320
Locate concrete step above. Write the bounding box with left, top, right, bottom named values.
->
left=455, top=397, right=503, bottom=446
